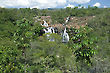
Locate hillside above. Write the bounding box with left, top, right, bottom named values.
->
left=0, top=7, right=110, bottom=73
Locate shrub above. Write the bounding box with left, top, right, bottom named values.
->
left=68, top=26, right=98, bottom=64
left=0, top=46, right=25, bottom=73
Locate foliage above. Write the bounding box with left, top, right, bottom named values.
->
left=87, top=11, right=110, bottom=72
left=0, top=7, right=110, bottom=73
left=13, top=18, right=33, bottom=49
left=24, top=34, right=77, bottom=73
left=68, top=26, right=97, bottom=64
left=13, top=18, right=43, bottom=50
left=0, top=46, right=25, bottom=73
left=88, top=11, right=110, bottom=58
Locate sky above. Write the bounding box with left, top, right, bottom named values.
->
left=0, top=0, right=110, bottom=9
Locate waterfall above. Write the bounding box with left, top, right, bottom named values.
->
left=43, top=27, right=55, bottom=41
left=51, top=27, right=55, bottom=33
left=41, top=19, right=70, bottom=42
left=62, top=28, right=69, bottom=43
left=44, top=27, right=55, bottom=34
left=65, top=17, right=70, bottom=23
left=44, top=27, right=69, bottom=42
left=41, top=20, right=48, bottom=27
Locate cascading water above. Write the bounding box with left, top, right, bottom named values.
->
left=43, top=27, right=55, bottom=41
left=65, top=16, right=70, bottom=23
left=41, top=20, right=48, bottom=27
left=62, top=28, right=69, bottom=43
left=42, top=18, right=70, bottom=42
left=44, top=27, right=55, bottom=34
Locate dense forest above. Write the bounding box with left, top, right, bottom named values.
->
left=0, top=6, right=110, bottom=73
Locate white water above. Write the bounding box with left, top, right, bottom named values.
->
left=41, top=20, right=48, bottom=27
left=42, top=19, right=70, bottom=42
left=62, top=28, right=69, bottom=43
left=44, top=27, right=55, bottom=34
left=65, top=17, right=70, bottom=23
left=43, top=27, right=55, bottom=41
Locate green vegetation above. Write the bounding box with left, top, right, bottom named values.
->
left=0, top=46, right=24, bottom=73
left=0, top=7, right=110, bottom=73
left=68, top=27, right=97, bottom=64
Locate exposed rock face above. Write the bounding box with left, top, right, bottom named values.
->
left=42, top=21, right=70, bottom=42
left=38, top=16, right=95, bottom=42
left=34, top=16, right=52, bottom=24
